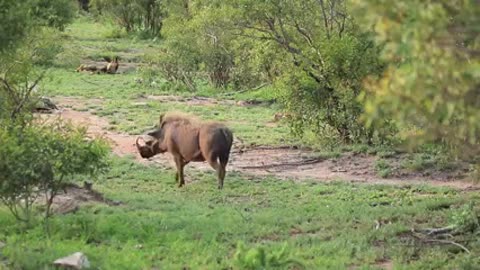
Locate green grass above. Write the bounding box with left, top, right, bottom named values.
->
left=55, top=16, right=162, bottom=67
left=1, top=157, right=478, bottom=269
left=375, top=159, right=393, bottom=178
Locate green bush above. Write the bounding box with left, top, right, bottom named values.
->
left=354, top=0, right=480, bottom=162
left=0, top=0, right=73, bottom=52
left=28, top=0, right=77, bottom=31
left=1, top=25, right=64, bottom=122
left=451, top=202, right=479, bottom=233
left=150, top=2, right=237, bottom=89
left=231, top=0, right=384, bottom=143
left=91, top=0, right=165, bottom=36
left=0, top=1, right=31, bottom=52
left=233, top=242, right=305, bottom=270
left=0, top=121, right=109, bottom=226
left=374, top=159, right=392, bottom=178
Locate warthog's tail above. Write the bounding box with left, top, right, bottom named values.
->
left=219, top=127, right=233, bottom=166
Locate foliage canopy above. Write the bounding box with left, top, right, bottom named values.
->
left=354, top=0, right=480, bottom=160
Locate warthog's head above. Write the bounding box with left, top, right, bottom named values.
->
left=135, top=135, right=157, bottom=159
left=135, top=126, right=166, bottom=159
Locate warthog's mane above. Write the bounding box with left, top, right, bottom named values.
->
left=160, top=111, right=201, bottom=127
left=159, top=111, right=230, bottom=131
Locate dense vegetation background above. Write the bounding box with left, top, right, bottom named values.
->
left=86, top=0, right=480, bottom=170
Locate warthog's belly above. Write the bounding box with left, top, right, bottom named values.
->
left=191, top=152, right=206, bottom=162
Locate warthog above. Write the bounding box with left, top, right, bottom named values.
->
left=136, top=112, right=234, bottom=189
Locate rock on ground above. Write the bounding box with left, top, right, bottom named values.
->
left=34, top=97, right=59, bottom=113
left=53, top=252, right=90, bottom=269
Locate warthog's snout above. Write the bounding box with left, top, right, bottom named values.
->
left=135, top=135, right=157, bottom=159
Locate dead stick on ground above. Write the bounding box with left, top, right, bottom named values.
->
left=420, top=226, right=456, bottom=236
left=80, top=78, right=101, bottom=86
left=424, top=239, right=471, bottom=254
left=240, top=158, right=324, bottom=170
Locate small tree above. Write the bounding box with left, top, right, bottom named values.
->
left=0, top=121, right=109, bottom=227
left=225, top=0, right=384, bottom=143
left=28, top=0, right=77, bottom=31
left=0, top=1, right=32, bottom=52
left=91, top=0, right=165, bottom=35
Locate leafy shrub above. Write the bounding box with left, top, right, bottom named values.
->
left=233, top=242, right=305, bottom=270
left=28, top=0, right=77, bottom=31
left=354, top=0, right=480, bottom=163
left=0, top=121, right=109, bottom=226
left=1, top=25, right=64, bottom=122
left=141, top=42, right=201, bottom=91
left=149, top=2, right=237, bottom=89
left=91, top=0, right=165, bottom=36
left=374, top=159, right=392, bottom=178
left=0, top=1, right=32, bottom=52
left=451, top=202, right=479, bottom=233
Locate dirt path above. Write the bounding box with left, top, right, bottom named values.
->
left=49, top=97, right=479, bottom=191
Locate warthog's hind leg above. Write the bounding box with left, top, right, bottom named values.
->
left=174, top=156, right=186, bottom=187
left=218, top=165, right=226, bottom=189
left=207, top=156, right=225, bottom=189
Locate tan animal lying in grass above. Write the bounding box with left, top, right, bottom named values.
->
left=76, top=56, right=119, bottom=74
left=136, top=112, right=234, bottom=189
left=273, top=112, right=292, bottom=122
left=104, top=56, right=119, bottom=74
left=76, top=64, right=98, bottom=72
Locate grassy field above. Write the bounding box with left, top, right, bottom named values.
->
left=1, top=157, right=479, bottom=269
left=1, top=18, right=479, bottom=270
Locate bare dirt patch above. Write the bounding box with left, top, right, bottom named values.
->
left=44, top=97, right=479, bottom=191
left=41, top=183, right=121, bottom=215
left=47, top=97, right=138, bottom=157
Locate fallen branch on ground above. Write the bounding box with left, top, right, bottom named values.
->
left=221, top=83, right=269, bottom=96
left=80, top=78, right=101, bottom=86
left=416, top=226, right=456, bottom=236
left=423, top=239, right=471, bottom=254
left=239, top=157, right=324, bottom=170
left=408, top=226, right=472, bottom=254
